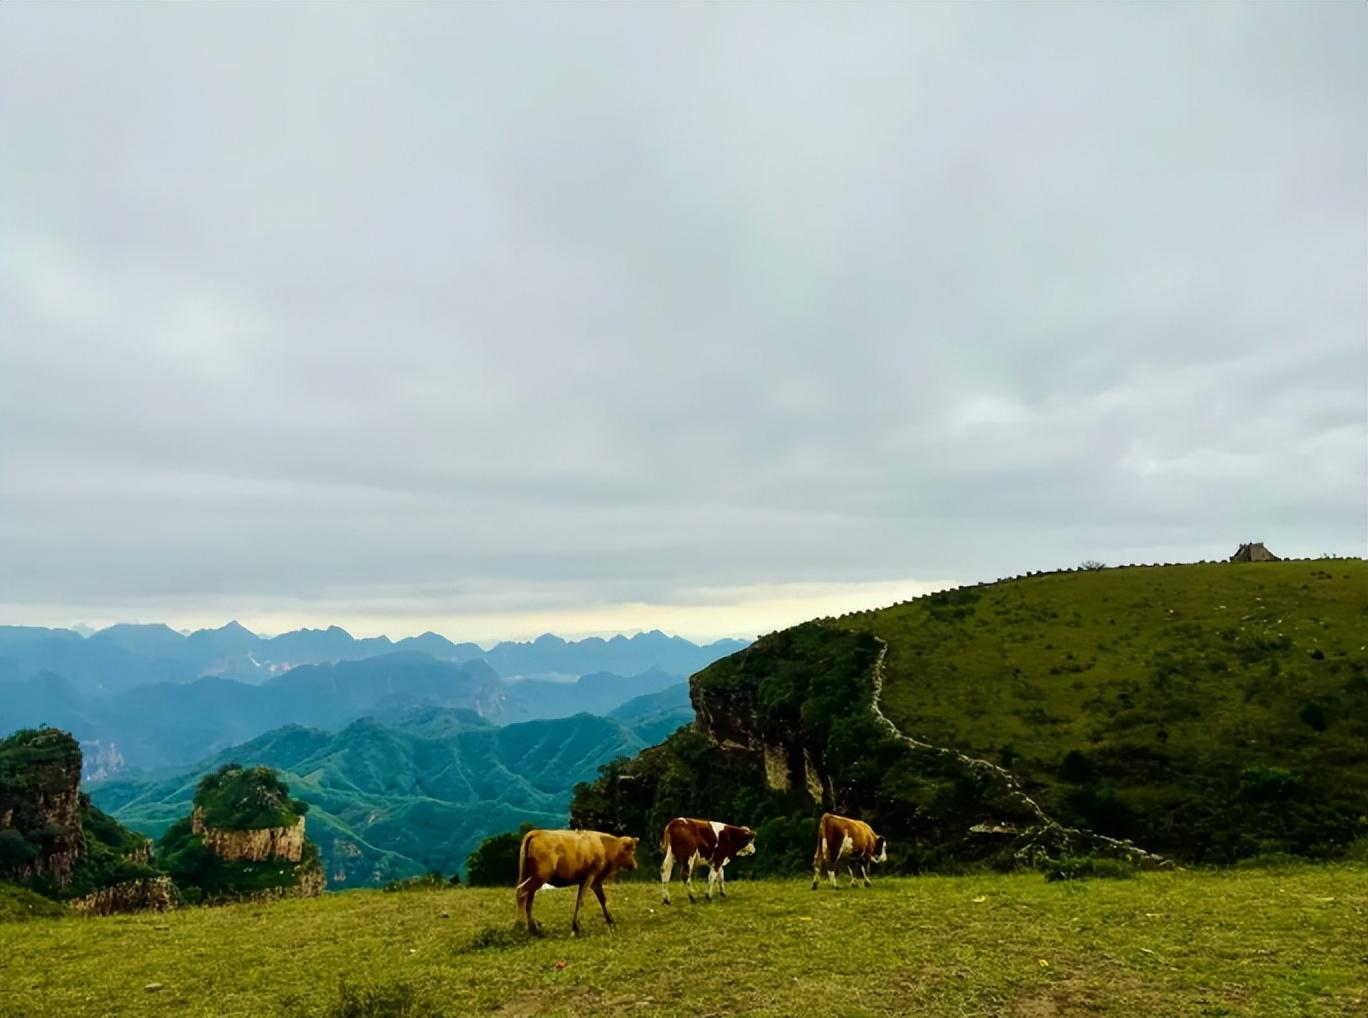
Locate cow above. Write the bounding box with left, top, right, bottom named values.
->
left=660, top=817, right=756, bottom=904
left=515, top=828, right=639, bottom=936
left=811, top=812, right=887, bottom=890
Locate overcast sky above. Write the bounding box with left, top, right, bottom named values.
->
left=1, top=3, right=1364, bottom=642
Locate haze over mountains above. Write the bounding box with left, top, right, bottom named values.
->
left=0, top=621, right=745, bottom=690
left=0, top=622, right=745, bottom=774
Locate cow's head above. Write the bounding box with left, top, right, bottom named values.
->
left=614, top=836, right=640, bottom=871
left=736, top=826, right=757, bottom=857
left=872, top=836, right=888, bottom=864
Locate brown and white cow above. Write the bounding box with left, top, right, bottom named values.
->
left=515, top=828, right=639, bottom=936
left=660, top=817, right=757, bottom=904
left=811, top=812, right=887, bottom=890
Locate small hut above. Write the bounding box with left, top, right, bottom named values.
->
left=1230, top=542, right=1280, bottom=563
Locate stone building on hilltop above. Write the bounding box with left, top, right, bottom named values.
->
left=1230, top=542, right=1280, bottom=562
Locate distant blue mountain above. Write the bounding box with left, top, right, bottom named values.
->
left=0, top=622, right=747, bottom=690
left=0, top=620, right=743, bottom=774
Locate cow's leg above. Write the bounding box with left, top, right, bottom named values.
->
left=830, top=852, right=840, bottom=890
left=848, top=861, right=860, bottom=888
left=660, top=842, right=674, bottom=905
left=517, top=877, right=544, bottom=936
left=718, top=862, right=727, bottom=899
left=591, top=877, right=614, bottom=929
left=571, top=880, right=588, bottom=936
left=861, top=860, right=872, bottom=887
left=684, top=852, right=698, bottom=903
left=812, top=847, right=824, bottom=891
left=705, top=864, right=717, bottom=902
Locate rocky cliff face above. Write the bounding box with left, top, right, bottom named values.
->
left=191, top=807, right=305, bottom=863
left=70, top=875, right=179, bottom=916
left=0, top=728, right=85, bottom=888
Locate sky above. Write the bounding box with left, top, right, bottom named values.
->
left=1, top=3, right=1364, bottom=642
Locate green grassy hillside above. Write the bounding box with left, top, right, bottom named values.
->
left=1, top=865, right=1363, bottom=1017
left=844, top=560, right=1368, bottom=859
left=573, top=560, right=1368, bottom=870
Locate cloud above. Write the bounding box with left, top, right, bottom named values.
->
left=0, top=3, right=1363, bottom=640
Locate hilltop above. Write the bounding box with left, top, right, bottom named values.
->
left=573, top=560, right=1368, bottom=869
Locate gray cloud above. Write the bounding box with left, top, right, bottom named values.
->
left=1, top=3, right=1363, bottom=638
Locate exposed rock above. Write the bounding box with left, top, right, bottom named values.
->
left=191, top=807, right=305, bottom=863
left=80, top=740, right=126, bottom=782
left=123, top=838, right=154, bottom=867
left=0, top=728, right=85, bottom=888
left=762, top=744, right=790, bottom=792
left=70, top=876, right=180, bottom=916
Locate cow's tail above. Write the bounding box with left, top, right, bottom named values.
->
left=515, top=830, right=534, bottom=890
left=815, top=813, right=832, bottom=867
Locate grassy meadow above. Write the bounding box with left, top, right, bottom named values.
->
left=2, top=865, right=1364, bottom=1018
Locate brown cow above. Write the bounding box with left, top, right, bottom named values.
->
left=660, top=817, right=756, bottom=904
left=515, top=828, right=639, bottom=936
left=811, top=812, right=887, bottom=890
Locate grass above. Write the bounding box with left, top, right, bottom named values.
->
left=839, top=560, right=1368, bottom=858
left=2, top=866, right=1364, bottom=1017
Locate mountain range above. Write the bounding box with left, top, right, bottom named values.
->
left=0, top=624, right=741, bottom=774
left=0, top=623, right=747, bottom=691
left=90, top=685, right=693, bottom=887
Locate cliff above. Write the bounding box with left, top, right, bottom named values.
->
left=70, top=875, right=179, bottom=916
left=157, top=763, right=323, bottom=903
left=191, top=807, right=305, bottom=863
left=0, top=728, right=86, bottom=887
left=0, top=727, right=171, bottom=911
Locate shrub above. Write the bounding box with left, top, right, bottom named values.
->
left=464, top=825, right=532, bottom=887
left=382, top=871, right=449, bottom=893
left=1238, top=767, right=1301, bottom=802
left=1298, top=700, right=1329, bottom=731
left=0, top=829, right=40, bottom=870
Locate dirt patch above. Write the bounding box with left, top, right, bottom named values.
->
left=1014, top=996, right=1060, bottom=1018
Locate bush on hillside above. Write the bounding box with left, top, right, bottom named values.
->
left=464, top=825, right=533, bottom=887
left=382, top=871, right=454, bottom=892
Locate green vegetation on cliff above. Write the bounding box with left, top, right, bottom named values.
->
left=192, top=764, right=309, bottom=830
left=158, top=817, right=321, bottom=905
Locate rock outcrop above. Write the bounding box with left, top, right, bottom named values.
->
left=1, top=727, right=174, bottom=913
left=160, top=763, right=323, bottom=903
left=70, top=876, right=180, bottom=916
left=0, top=728, right=86, bottom=888
left=190, top=807, right=305, bottom=863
